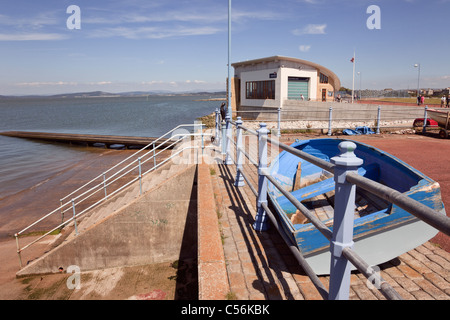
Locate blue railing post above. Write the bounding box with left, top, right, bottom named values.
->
left=215, top=108, right=220, bottom=145
left=225, top=115, right=233, bottom=165
left=221, top=120, right=226, bottom=159
left=253, top=123, right=269, bottom=231
left=423, top=106, right=428, bottom=134
left=234, top=117, right=245, bottom=187
left=328, top=106, right=333, bottom=136
left=376, top=106, right=381, bottom=134
left=329, top=141, right=363, bottom=300
left=277, top=107, right=281, bottom=138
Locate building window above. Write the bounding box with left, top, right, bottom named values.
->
left=246, top=80, right=275, bottom=99
left=319, top=73, right=329, bottom=84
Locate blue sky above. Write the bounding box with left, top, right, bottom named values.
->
left=0, top=0, right=449, bottom=95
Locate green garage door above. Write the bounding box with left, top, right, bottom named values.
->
left=288, top=77, right=309, bottom=100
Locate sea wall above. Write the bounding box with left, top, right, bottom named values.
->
left=17, top=164, right=197, bottom=276
left=237, top=100, right=425, bottom=122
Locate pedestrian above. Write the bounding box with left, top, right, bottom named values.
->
left=421, top=95, right=425, bottom=105
left=417, top=96, right=421, bottom=105
left=220, top=102, right=226, bottom=122
left=300, top=94, right=304, bottom=101
left=447, top=95, right=450, bottom=108
left=441, top=96, right=445, bottom=108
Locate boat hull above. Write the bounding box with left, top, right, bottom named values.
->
left=268, top=138, right=445, bottom=275
left=427, top=109, right=450, bottom=129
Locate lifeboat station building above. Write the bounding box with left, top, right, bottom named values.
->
left=231, top=56, right=341, bottom=116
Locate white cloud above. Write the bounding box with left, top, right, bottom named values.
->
left=299, top=45, right=311, bottom=52
left=15, top=81, right=78, bottom=87
left=293, top=24, right=327, bottom=35
left=0, top=33, right=67, bottom=41
left=89, top=26, right=221, bottom=39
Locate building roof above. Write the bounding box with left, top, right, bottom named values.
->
left=232, top=55, right=341, bottom=90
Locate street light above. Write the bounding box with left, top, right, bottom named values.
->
left=414, top=63, right=421, bottom=98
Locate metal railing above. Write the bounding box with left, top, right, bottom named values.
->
left=218, top=113, right=450, bottom=300
left=14, top=123, right=210, bottom=268
left=233, top=105, right=430, bottom=137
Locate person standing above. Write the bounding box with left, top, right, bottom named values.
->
left=442, top=96, right=446, bottom=108
left=447, top=95, right=450, bottom=108
left=220, top=102, right=226, bottom=122
left=421, top=95, right=425, bottom=105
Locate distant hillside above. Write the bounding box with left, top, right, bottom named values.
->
left=0, top=90, right=227, bottom=99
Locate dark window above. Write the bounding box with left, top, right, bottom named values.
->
left=246, top=80, right=275, bottom=99
left=319, top=73, right=329, bottom=84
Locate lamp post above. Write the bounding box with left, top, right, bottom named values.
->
left=227, top=0, right=232, bottom=118
left=414, top=63, right=421, bottom=98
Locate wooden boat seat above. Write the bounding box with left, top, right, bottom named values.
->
left=275, top=163, right=380, bottom=214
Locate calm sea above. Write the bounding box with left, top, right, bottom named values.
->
left=0, top=95, right=221, bottom=199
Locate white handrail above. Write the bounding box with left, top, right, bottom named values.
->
left=14, top=124, right=208, bottom=268
left=59, top=124, right=203, bottom=202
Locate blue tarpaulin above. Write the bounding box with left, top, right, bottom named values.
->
left=343, top=126, right=375, bottom=135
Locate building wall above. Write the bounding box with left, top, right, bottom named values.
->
left=317, top=82, right=336, bottom=102
left=233, top=57, right=340, bottom=113
left=236, top=66, right=320, bottom=109
left=238, top=68, right=281, bottom=108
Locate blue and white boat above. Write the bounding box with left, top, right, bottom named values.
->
left=267, top=138, right=446, bottom=275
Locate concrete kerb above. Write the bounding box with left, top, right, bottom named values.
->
left=197, top=155, right=230, bottom=300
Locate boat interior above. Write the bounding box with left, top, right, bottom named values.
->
left=268, top=139, right=424, bottom=229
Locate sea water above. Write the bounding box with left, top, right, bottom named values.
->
left=0, top=95, right=220, bottom=199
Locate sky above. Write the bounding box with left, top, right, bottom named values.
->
left=0, top=0, right=449, bottom=95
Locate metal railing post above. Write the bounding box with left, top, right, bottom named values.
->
left=225, top=115, right=233, bottom=165
left=60, top=199, right=64, bottom=225
left=329, top=141, right=363, bottom=300
left=103, top=173, right=108, bottom=199
left=138, top=157, right=142, bottom=195
left=153, top=142, right=156, bottom=168
left=72, top=199, right=79, bottom=236
left=376, top=106, right=381, bottom=134
left=234, top=117, right=245, bottom=187
left=15, top=234, right=22, bottom=268
left=221, top=120, right=226, bottom=159
left=215, top=108, right=220, bottom=145
left=253, top=123, right=270, bottom=232
left=328, top=106, right=333, bottom=136
left=423, top=106, right=428, bottom=134
left=277, top=107, right=281, bottom=138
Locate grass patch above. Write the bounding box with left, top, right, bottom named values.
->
left=377, top=97, right=442, bottom=105
left=18, top=229, right=61, bottom=238
left=225, top=291, right=237, bottom=300
left=197, top=113, right=216, bottom=128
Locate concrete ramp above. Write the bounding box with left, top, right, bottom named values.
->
left=17, top=163, right=197, bottom=277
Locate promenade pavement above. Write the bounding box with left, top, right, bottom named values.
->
left=208, top=133, right=450, bottom=300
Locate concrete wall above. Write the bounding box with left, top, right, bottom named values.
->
left=237, top=100, right=425, bottom=122
left=17, top=164, right=197, bottom=276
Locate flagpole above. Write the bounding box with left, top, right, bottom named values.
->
left=352, top=50, right=355, bottom=104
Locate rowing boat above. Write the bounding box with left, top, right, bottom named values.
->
left=267, top=138, right=446, bottom=275
left=426, top=109, right=450, bottom=138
